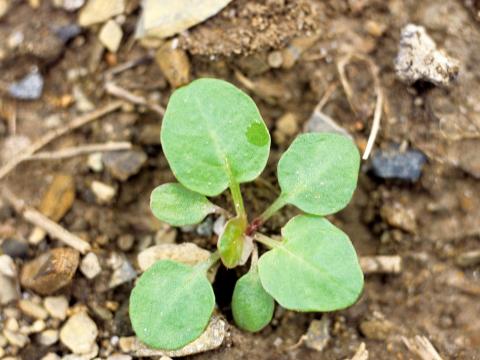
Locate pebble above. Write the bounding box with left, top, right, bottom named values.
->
left=117, top=234, right=134, bottom=251
left=304, top=317, right=331, bottom=352
left=128, top=316, right=226, bottom=357
left=0, top=274, right=19, bottom=304
left=22, top=319, right=46, bottom=334
left=80, top=252, right=102, bottom=280
left=136, top=0, right=233, bottom=39
left=20, top=248, right=80, bottom=295
left=41, top=353, right=61, bottom=360
left=18, top=299, right=48, bottom=320
left=30, top=174, right=75, bottom=245
left=138, top=243, right=211, bottom=272
left=371, top=148, right=427, bottom=181
left=267, top=51, right=283, bottom=68
left=8, top=70, right=44, bottom=100
left=78, top=0, right=125, bottom=27
left=37, top=329, right=59, bottom=346
left=1, top=239, right=29, bottom=258
left=102, top=150, right=147, bottom=181
left=73, top=85, right=94, bottom=112
left=273, top=112, right=298, bottom=144
left=62, top=0, right=85, bottom=11
left=456, top=250, right=480, bottom=267
left=44, top=296, right=69, bottom=320
left=359, top=318, right=395, bottom=340
left=0, top=0, right=11, bottom=19
left=196, top=217, right=214, bottom=237
left=395, top=24, right=459, bottom=86
left=304, top=110, right=352, bottom=139
left=54, top=24, right=82, bottom=43
left=107, top=355, right=132, bottom=360
left=60, top=312, right=98, bottom=354
left=155, top=40, right=190, bottom=88
left=380, top=203, right=417, bottom=233
left=99, top=20, right=123, bottom=53
left=91, top=181, right=116, bottom=204
left=0, top=254, right=17, bottom=277
left=3, top=329, right=29, bottom=348
left=213, top=216, right=226, bottom=236
left=87, top=153, right=103, bottom=172
left=108, top=256, right=136, bottom=289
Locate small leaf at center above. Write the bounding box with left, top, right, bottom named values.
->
left=217, top=216, right=246, bottom=268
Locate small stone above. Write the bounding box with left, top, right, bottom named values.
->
left=91, top=181, right=116, bottom=204
left=25, top=319, right=46, bottom=334
left=109, top=257, right=136, bottom=289
left=107, top=355, right=132, bottom=360
left=273, top=112, right=298, bottom=144
left=37, top=329, right=59, bottom=346
left=78, top=0, right=125, bottom=27
left=73, top=85, right=94, bottom=112
left=60, top=312, right=98, bottom=354
left=304, top=317, right=331, bottom=352
left=99, top=20, right=123, bottom=53
left=54, top=24, right=82, bottom=43
left=304, top=110, right=352, bottom=139
left=18, top=299, right=48, bottom=320
left=267, top=51, right=283, bottom=68
left=44, top=296, right=69, bottom=320
left=80, top=252, right=102, bottom=280
left=155, top=40, right=190, bottom=88
left=138, top=243, right=210, bottom=272
left=136, top=0, right=233, bottom=39
left=360, top=318, right=395, bottom=340
left=5, top=318, right=19, bottom=331
left=129, top=316, right=226, bottom=357
left=62, top=0, right=85, bottom=11
left=41, top=353, right=61, bottom=360
left=0, top=254, right=17, bottom=277
left=395, top=24, right=459, bottom=86
left=456, top=250, right=480, bottom=267
left=1, top=239, right=29, bottom=258
left=0, top=274, right=19, bottom=304
left=213, top=216, right=226, bottom=236
left=102, top=150, right=147, bottom=181
left=3, top=329, right=29, bottom=348
left=154, top=225, right=177, bottom=244
left=371, top=148, right=427, bottom=182
left=380, top=203, right=417, bottom=233
left=87, top=153, right=103, bottom=172
left=8, top=71, right=44, bottom=100
left=117, top=234, right=134, bottom=251
left=196, top=217, right=213, bottom=237
left=0, top=0, right=11, bottom=19
left=20, top=248, right=80, bottom=295
left=364, top=20, right=386, bottom=37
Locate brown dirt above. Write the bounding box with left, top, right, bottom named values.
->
left=1, top=0, right=480, bottom=359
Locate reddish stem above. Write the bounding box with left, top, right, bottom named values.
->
left=245, top=218, right=263, bottom=236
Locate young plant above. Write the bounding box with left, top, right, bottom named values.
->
left=129, top=78, right=363, bottom=350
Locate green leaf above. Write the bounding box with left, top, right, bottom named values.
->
left=161, top=78, right=270, bottom=196
left=257, top=215, right=363, bottom=312
left=232, top=267, right=274, bottom=332
left=217, top=216, right=246, bottom=268
left=129, top=260, right=215, bottom=350
left=277, top=133, right=360, bottom=216
left=150, top=183, right=216, bottom=226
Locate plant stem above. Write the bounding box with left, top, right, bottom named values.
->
left=229, top=178, right=247, bottom=220
left=196, top=251, right=220, bottom=274
left=253, top=233, right=282, bottom=249
left=259, top=194, right=287, bottom=223
left=250, top=244, right=259, bottom=270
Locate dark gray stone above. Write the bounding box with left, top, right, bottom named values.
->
left=371, top=148, right=427, bottom=181
left=1, top=239, right=29, bottom=258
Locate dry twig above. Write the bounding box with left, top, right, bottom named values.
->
left=26, top=141, right=132, bottom=161
left=0, top=101, right=123, bottom=181
left=337, top=54, right=384, bottom=160
left=1, top=187, right=91, bottom=254
left=402, top=336, right=443, bottom=360
left=105, top=82, right=165, bottom=116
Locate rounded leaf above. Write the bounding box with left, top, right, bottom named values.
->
left=232, top=268, right=274, bottom=332
left=278, top=133, right=360, bottom=215
left=258, top=215, right=363, bottom=312
left=217, top=216, right=246, bottom=269
left=129, top=260, right=215, bottom=350
left=150, top=183, right=216, bottom=226
left=161, top=78, right=270, bottom=196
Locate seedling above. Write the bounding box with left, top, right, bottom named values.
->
left=129, top=78, right=363, bottom=350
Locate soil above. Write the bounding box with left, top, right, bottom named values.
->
left=1, top=0, right=480, bottom=359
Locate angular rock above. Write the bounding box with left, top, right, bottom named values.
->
left=304, top=317, right=331, bottom=352
left=102, top=150, right=147, bottom=181
left=128, top=316, right=226, bottom=357
left=78, top=0, right=125, bottom=27
left=37, top=329, right=59, bottom=346
left=155, top=40, right=190, bottom=88
left=3, top=329, right=29, bottom=348
left=0, top=274, right=19, bottom=304
left=8, top=71, right=44, bottom=100
left=80, top=252, right=102, bottom=280
left=44, top=296, right=69, bottom=320
left=304, top=110, right=352, bottom=139
left=60, top=312, right=98, bottom=354
left=20, top=248, right=80, bottom=295
left=109, top=256, right=136, bottom=289
left=380, top=203, right=417, bottom=233
left=371, top=148, right=426, bottom=182
left=395, top=24, right=459, bottom=86
left=99, top=20, right=123, bottom=53
left=360, top=318, right=395, bottom=340
left=136, top=0, right=233, bottom=39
